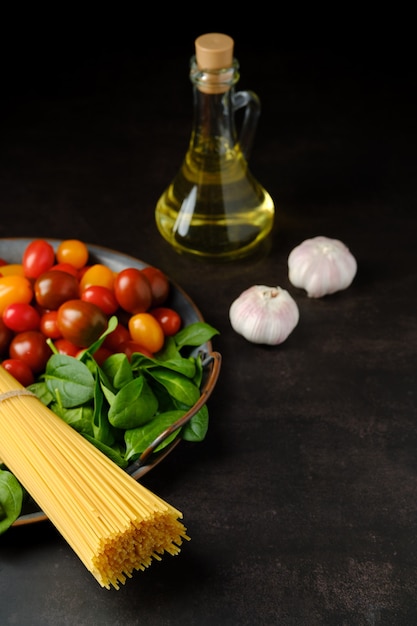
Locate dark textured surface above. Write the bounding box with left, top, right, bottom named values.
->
left=1, top=20, right=416, bottom=626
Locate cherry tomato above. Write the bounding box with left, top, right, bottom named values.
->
left=34, top=270, right=80, bottom=310
left=50, top=262, right=79, bottom=277
left=128, top=312, right=165, bottom=353
left=56, top=239, right=89, bottom=269
left=0, top=258, right=7, bottom=266
left=40, top=310, right=62, bottom=339
left=79, top=264, right=115, bottom=292
left=1, top=358, right=35, bottom=386
left=0, top=318, right=13, bottom=356
left=9, top=330, right=52, bottom=373
left=103, top=322, right=130, bottom=352
left=54, top=338, right=80, bottom=357
left=0, top=275, right=33, bottom=315
left=0, top=264, right=25, bottom=277
left=3, top=302, right=41, bottom=332
left=81, top=285, right=118, bottom=315
left=56, top=300, right=108, bottom=348
left=150, top=307, right=182, bottom=336
left=22, top=239, right=55, bottom=279
left=141, top=266, right=170, bottom=306
left=114, top=268, right=152, bottom=314
left=92, top=346, right=113, bottom=366
left=119, top=340, right=154, bottom=361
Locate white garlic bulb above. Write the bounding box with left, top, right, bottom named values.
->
left=229, top=285, right=299, bottom=345
left=288, top=236, right=357, bottom=298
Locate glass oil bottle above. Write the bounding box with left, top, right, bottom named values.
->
left=155, top=33, right=275, bottom=260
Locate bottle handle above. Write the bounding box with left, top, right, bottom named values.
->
left=232, top=90, right=261, bottom=160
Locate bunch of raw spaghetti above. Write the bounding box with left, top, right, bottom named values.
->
left=0, top=366, right=189, bottom=589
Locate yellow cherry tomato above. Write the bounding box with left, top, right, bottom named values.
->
left=0, top=264, right=25, bottom=277
left=128, top=313, right=165, bottom=354
left=79, top=264, right=115, bottom=292
left=0, top=275, right=34, bottom=315
left=56, top=239, right=89, bottom=269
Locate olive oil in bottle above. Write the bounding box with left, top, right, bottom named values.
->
left=155, top=33, right=275, bottom=261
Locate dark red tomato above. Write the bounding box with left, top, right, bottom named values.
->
left=22, top=239, right=55, bottom=279
left=103, top=322, right=130, bottom=352
left=9, top=330, right=52, bottom=373
left=40, top=310, right=62, bottom=339
left=50, top=262, right=79, bottom=277
left=92, top=346, right=113, bottom=366
left=141, top=266, right=170, bottom=307
left=0, top=258, right=7, bottom=266
left=119, top=340, right=154, bottom=361
left=56, top=300, right=108, bottom=348
left=34, top=270, right=80, bottom=310
left=54, top=338, right=80, bottom=357
left=0, top=318, right=13, bottom=356
left=1, top=358, right=35, bottom=386
left=81, top=285, right=118, bottom=315
left=150, top=307, right=182, bottom=336
left=3, top=302, right=41, bottom=333
left=113, top=268, right=152, bottom=314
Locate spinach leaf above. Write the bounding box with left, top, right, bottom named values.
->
left=182, top=405, right=209, bottom=442
left=0, top=470, right=23, bottom=535
left=147, top=367, right=200, bottom=406
left=44, top=354, right=95, bottom=408
left=124, top=409, right=185, bottom=461
left=174, top=322, right=219, bottom=349
left=108, top=376, right=158, bottom=429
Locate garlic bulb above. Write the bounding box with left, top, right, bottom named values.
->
left=229, top=285, right=299, bottom=345
left=288, top=236, right=357, bottom=298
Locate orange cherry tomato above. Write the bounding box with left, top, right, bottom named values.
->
left=0, top=264, right=25, bottom=277
left=0, top=275, right=33, bottom=315
left=56, top=239, right=89, bottom=269
left=79, top=264, right=115, bottom=292
left=128, top=312, right=165, bottom=353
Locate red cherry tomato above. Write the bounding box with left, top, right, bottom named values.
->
left=150, top=307, right=182, bottom=336
left=141, top=266, right=170, bottom=306
left=1, top=358, right=35, bottom=386
left=113, top=268, right=152, bottom=314
left=56, top=300, right=108, bottom=348
left=128, top=312, right=165, bottom=353
left=92, top=346, right=113, bottom=366
left=50, top=262, right=79, bottom=277
left=22, top=239, right=55, bottom=279
left=119, top=340, right=154, bottom=361
left=0, top=318, right=13, bottom=356
left=3, top=302, right=41, bottom=333
left=103, top=322, right=130, bottom=352
left=34, top=270, right=80, bottom=310
left=9, top=330, right=52, bottom=374
left=40, top=310, right=62, bottom=339
left=81, top=285, right=118, bottom=315
left=54, top=338, right=80, bottom=357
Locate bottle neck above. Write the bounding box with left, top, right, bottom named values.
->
left=189, top=57, right=240, bottom=152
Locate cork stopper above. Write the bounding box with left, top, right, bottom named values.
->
left=195, top=33, right=234, bottom=70
left=194, top=33, right=235, bottom=94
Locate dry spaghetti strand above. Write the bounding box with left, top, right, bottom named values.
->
left=0, top=367, right=189, bottom=589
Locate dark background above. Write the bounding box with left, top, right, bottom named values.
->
left=1, top=10, right=417, bottom=626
